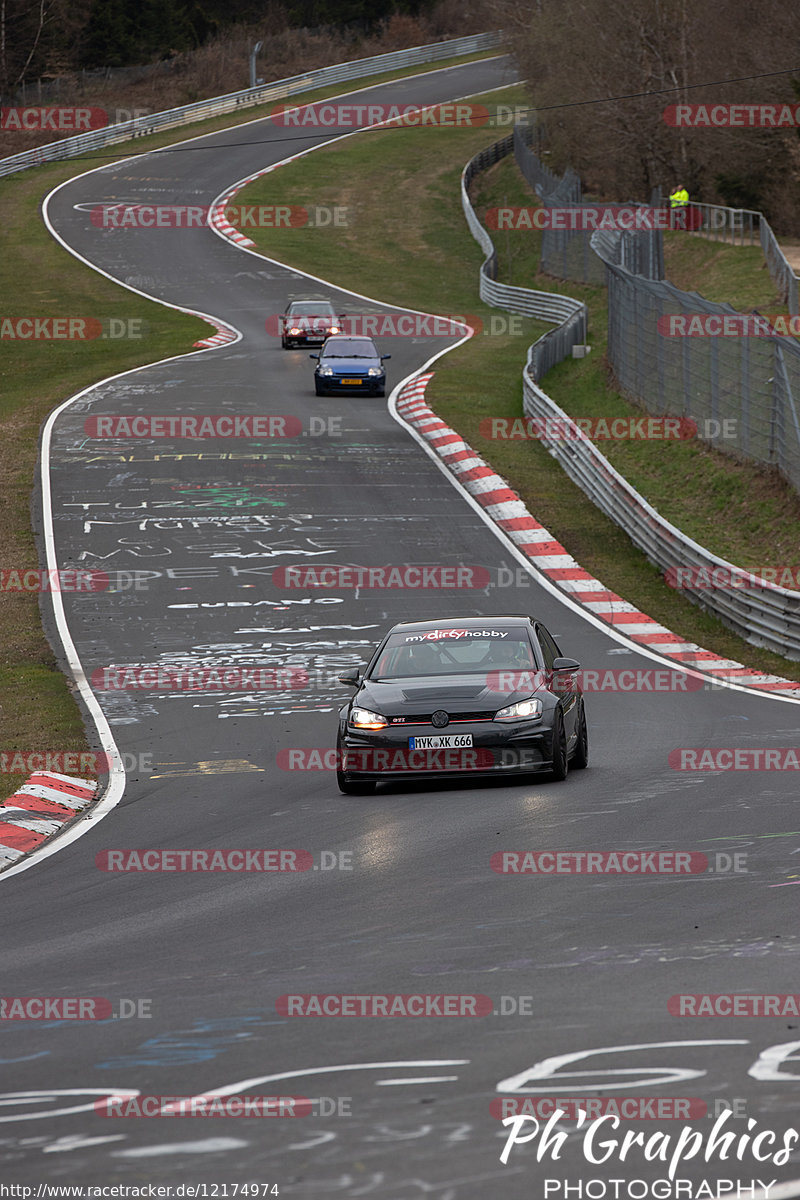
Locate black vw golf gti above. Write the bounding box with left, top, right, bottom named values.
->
left=335, top=616, right=588, bottom=793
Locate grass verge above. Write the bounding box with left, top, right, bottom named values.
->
left=0, top=51, right=501, bottom=804
left=237, top=82, right=800, bottom=680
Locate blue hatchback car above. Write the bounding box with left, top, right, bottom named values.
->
left=310, top=336, right=391, bottom=397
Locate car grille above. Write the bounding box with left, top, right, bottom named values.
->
left=388, top=710, right=497, bottom=725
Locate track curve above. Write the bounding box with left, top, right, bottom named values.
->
left=2, top=56, right=799, bottom=1197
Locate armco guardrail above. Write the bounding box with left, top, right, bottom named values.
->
left=761, top=221, right=800, bottom=315
left=0, top=30, right=505, bottom=180
left=521, top=372, right=800, bottom=660
left=462, top=134, right=800, bottom=660
left=461, top=136, right=587, bottom=377
left=685, top=200, right=760, bottom=245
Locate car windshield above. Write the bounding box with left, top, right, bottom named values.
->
left=290, top=302, right=335, bottom=315
left=322, top=338, right=377, bottom=358
left=369, top=628, right=537, bottom=679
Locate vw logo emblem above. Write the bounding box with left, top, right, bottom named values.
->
left=431, top=710, right=449, bottom=728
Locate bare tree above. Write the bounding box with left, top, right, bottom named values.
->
left=501, top=0, right=800, bottom=229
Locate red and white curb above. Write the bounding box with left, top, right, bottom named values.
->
left=197, top=162, right=305, bottom=347
left=396, top=374, right=800, bottom=698
left=211, top=184, right=257, bottom=250
left=192, top=325, right=238, bottom=349
left=0, top=772, right=98, bottom=868
left=190, top=307, right=238, bottom=349
left=210, top=158, right=304, bottom=250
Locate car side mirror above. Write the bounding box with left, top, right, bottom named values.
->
left=338, top=668, right=362, bottom=686
left=381, top=354, right=391, bottom=360
left=309, top=353, right=319, bottom=360
left=552, top=657, right=580, bottom=671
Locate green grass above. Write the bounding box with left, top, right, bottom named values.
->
left=0, top=160, right=210, bottom=804
left=468, top=156, right=800, bottom=571
left=663, top=231, right=779, bottom=309
left=0, top=50, right=502, bottom=805
left=237, top=82, right=800, bottom=680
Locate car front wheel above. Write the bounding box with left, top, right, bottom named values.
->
left=572, top=702, right=588, bottom=769
left=550, top=710, right=569, bottom=781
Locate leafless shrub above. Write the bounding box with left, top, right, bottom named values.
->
left=505, top=0, right=800, bottom=234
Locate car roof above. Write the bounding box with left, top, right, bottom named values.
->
left=388, top=616, right=536, bottom=632
left=322, top=337, right=377, bottom=349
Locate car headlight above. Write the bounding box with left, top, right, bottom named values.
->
left=494, top=698, right=543, bottom=722
left=349, top=707, right=387, bottom=730
left=319, top=366, right=334, bottom=376
left=367, top=367, right=383, bottom=376
left=289, top=326, right=302, bottom=335
left=329, top=325, right=341, bottom=334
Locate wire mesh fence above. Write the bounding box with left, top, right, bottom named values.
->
left=591, top=230, right=800, bottom=493
left=513, top=123, right=607, bottom=285
left=513, top=119, right=798, bottom=315
left=511, top=120, right=800, bottom=490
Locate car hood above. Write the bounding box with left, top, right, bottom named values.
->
left=321, top=356, right=381, bottom=372
left=355, top=672, right=546, bottom=715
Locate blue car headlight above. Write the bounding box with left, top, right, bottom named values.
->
left=319, top=366, right=334, bottom=376
left=367, top=367, right=383, bottom=377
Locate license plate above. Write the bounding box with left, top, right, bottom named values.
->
left=341, top=378, right=362, bottom=385
left=409, top=734, right=473, bottom=749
